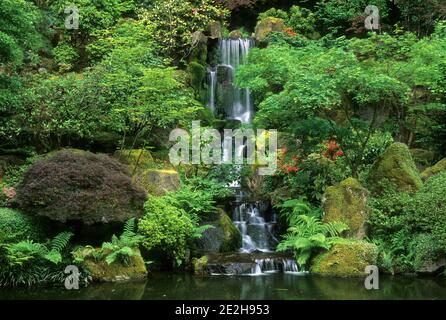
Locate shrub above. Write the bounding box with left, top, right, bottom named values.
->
left=405, top=172, right=446, bottom=250
left=138, top=196, right=195, bottom=267
left=16, top=150, right=147, bottom=225
left=0, top=208, right=47, bottom=243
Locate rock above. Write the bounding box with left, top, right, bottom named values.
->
left=187, top=61, right=206, bottom=93
left=195, top=208, right=242, bottom=254
left=206, top=21, right=222, bottom=39
left=76, top=247, right=147, bottom=283
left=367, top=142, right=423, bottom=194
left=323, top=178, right=369, bottom=239
left=114, top=149, right=154, bottom=174
left=255, top=17, right=285, bottom=42
left=410, top=148, right=435, bottom=169
left=229, top=30, right=244, bottom=39
left=134, top=169, right=180, bottom=196
left=421, top=158, right=446, bottom=181
left=192, top=256, right=209, bottom=276
left=190, top=31, right=208, bottom=64
left=310, top=241, right=378, bottom=277
left=416, top=257, right=446, bottom=275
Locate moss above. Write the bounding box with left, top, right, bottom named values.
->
left=255, top=17, right=285, bottom=42
left=229, top=30, right=243, bottom=39
left=0, top=208, right=47, bottom=242
left=310, top=240, right=378, bottom=277
left=134, top=169, right=180, bottom=196
left=192, top=255, right=209, bottom=276
left=218, top=208, right=242, bottom=252
left=410, top=148, right=435, bottom=168
left=323, top=178, right=369, bottom=239
left=114, top=149, right=154, bottom=174
left=368, top=142, right=423, bottom=194
left=421, top=158, right=446, bottom=181
left=80, top=248, right=147, bottom=282
left=188, top=61, right=206, bottom=94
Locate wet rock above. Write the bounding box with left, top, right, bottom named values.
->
left=368, top=142, right=423, bottom=194
left=323, top=178, right=369, bottom=239
left=206, top=21, right=222, bottom=39
left=416, top=257, right=446, bottom=275
left=134, top=169, right=180, bottom=196
left=229, top=30, right=244, bottom=39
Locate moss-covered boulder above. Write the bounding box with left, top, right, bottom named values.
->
left=323, top=178, right=369, bottom=239
left=192, top=255, right=209, bottom=276
left=76, top=247, right=147, bottom=282
left=410, top=148, right=435, bottom=169
left=368, top=142, right=423, bottom=194
left=311, top=241, right=378, bottom=277
left=421, top=158, right=446, bottom=181
left=229, top=29, right=244, bottom=39
left=255, top=17, right=285, bottom=42
left=195, top=208, right=242, bottom=254
left=206, top=21, right=221, bottom=39
left=114, top=149, right=154, bottom=173
left=134, top=169, right=180, bottom=196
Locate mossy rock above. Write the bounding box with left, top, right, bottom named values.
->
left=421, top=158, right=446, bottom=181
left=310, top=241, right=378, bottom=277
left=206, top=21, right=221, bottom=39
left=78, top=247, right=147, bottom=282
left=323, top=178, right=369, bottom=239
left=114, top=149, right=154, bottom=174
left=134, top=169, right=180, bottom=196
left=367, top=142, right=423, bottom=194
left=195, top=208, right=242, bottom=254
left=192, top=255, right=209, bottom=276
left=255, top=17, right=285, bottom=42
left=187, top=61, right=206, bottom=93
left=229, top=30, right=244, bottom=39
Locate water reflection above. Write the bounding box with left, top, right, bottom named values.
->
left=1, top=273, right=445, bottom=300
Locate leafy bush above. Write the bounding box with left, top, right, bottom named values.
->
left=276, top=199, right=348, bottom=268
left=0, top=208, right=46, bottom=243
left=166, top=187, right=216, bottom=219
left=138, top=196, right=195, bottom=267
left=17, top=150, right=147, bottom=225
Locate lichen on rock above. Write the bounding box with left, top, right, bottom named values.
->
left=255, top=17, right=285, bottom=42
left=421, top=158, right=446, bottom=181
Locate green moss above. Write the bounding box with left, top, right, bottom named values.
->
left=255, top=17, right=285, bottom=42
left=421, top=158, right=446, bottom=181
left=0, top=208, right=47, bottom=242
left=134, top=169, right=180, bottom=196
left=192, top=255, right=209, bottom=276
left=80, top=247, right=147, bottom=282
left=410, top=148, right=435, bottom=168
left=310, top=240, right=378, bottom=277
left=368, top=142, right=423, bottom=194
left=218, top=209, right=242, bottom=252
left=114, top=149, right=154, bottom=174
left=323, top=178, right=369, bottom=239
left=188, top=61, right=206, bottom=93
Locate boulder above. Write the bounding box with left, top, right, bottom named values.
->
left=323, top=178, right=369, bottom=239
left=206, top=21, right=222, bottom=39
left=416, top=257, right=446, bottom=275
left=76, top=247, right=147, bottom=282
left=114, top=149, right=154, bottom=174
left=229, top=30, right=244, bottom=39
left=134, top=169, right=180, bottom=196
left=310, top=241, right=378, bottom=277
left=410, top=148, right=435, bottom=169
left=192, top=256, right=209, bottom=276
left=195, top=208, right=242, bottom=253
left=421, top=158, right=446, bottom=181
left=255, top=17, right=285, bottom=42
left=368, top=142, right=423, bottom=194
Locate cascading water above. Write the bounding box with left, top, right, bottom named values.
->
left=206, top=39, right=254, bottom=123
left=204, top=37, right=299, bottom=275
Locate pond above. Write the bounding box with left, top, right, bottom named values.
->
left=1, top=273, right=446, bottom=300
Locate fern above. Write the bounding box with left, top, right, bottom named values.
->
left=276, top=199, right=349, bottom=270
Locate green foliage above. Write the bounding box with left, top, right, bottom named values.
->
left=276, top=199, right=348, bottom=268
left=166, top=187, right=216, bottom=219
left=138, top=196, right=195, bottom=267
left=101, top=219, right=144, bottom=265
left=0, top=208, right=46, bottom=243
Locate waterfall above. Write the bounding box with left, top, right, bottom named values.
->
left=206, top=38, right=254, bottom=123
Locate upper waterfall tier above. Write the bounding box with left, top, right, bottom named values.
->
left=206, top=38, right=254, bottom=124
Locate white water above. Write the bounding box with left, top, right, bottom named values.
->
left=206, top=39, right=254, bottom=123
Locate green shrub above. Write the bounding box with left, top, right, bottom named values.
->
left=16, top=150, right=147, bottom=225
left=0, top=208, right=46, bottom=243
left=138, top=196, right=195, bottom=267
